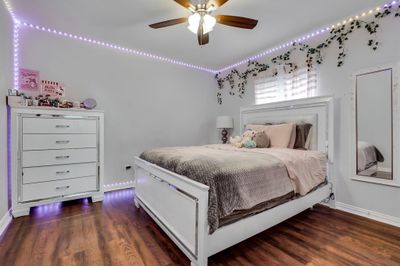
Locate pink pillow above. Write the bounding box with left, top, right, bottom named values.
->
left=246, top=123, right=295, bottom=148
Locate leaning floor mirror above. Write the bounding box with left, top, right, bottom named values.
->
left=351, top=63, right=400, bottom=187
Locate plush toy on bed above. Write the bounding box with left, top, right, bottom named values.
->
left=229, top=135, right=243, bottom=148
left=229, top=131, right=253, bottom=148
left=253, top=131, right=270, bottom=148
left=244, top=139, right=257, bottom=148
left=229, top=130, right=270, bottom=149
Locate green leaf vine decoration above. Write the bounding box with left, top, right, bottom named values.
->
left=215, top=4, right=400, bottom=104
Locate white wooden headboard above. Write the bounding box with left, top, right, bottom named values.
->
left=240, top=96, right=334, bottom=162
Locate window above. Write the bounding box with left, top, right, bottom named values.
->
left=254, top=67, right=317, bottom=104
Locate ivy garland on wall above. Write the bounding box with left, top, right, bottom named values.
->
left=215, top=4, right=400, bottom=104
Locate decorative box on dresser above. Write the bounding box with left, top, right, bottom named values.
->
left=9, top=107, right=104, bottom=217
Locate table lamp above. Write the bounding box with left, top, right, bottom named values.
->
left=216, top=116, right=234, bottom=144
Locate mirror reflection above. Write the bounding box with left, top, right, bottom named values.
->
left=356, top=68, right=392, bottom=180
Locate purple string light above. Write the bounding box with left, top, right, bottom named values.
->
left=104, top=180, right=135, bottom=189
left=13, top=22, right=20, bottom=90
left=17, top=21, right=216, bottom=74
left=3, top=0, right=399, bottom=78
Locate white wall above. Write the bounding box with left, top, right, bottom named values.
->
left=19, top=28, right=217, bottom=186
left=217, top=17, right=400, bottom=218
left=0, top=3, right=13, bottom=219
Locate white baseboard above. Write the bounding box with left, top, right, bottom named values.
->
left=336, top=202, right=400, bottom=227
left=104, top=180, right=135, bottom=192
left=0, top=209, right=12, bottom=238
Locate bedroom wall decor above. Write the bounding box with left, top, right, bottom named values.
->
left=18, top=68, right=39, bottom=91
left=214, top=2, right=400, bottom=104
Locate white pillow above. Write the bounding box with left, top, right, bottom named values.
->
left=246, top=123, right=295, bottom=148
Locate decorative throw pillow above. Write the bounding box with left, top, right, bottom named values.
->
left=288, top=124, right=297, bottom=149
left=253, top=131, right=270, bottom=148
left=246, top=123, right=295, bottom=148
left=294, top=123, right=313, bottom=150
left=264, top=122, right=296, bottom=148
left=304, top=125, right=313, bottom=150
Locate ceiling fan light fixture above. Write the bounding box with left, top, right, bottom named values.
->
left=150, top=0, right=258, bottom=46
left=203, top=14, right=216, bottom=34
left=187, top=13, right=216, bottom=34
left=188, top=13, right=201, bottom=34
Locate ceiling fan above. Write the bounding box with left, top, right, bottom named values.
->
left=149, top=0, right=258, bottom=46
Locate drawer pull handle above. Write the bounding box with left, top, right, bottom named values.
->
left=55, top=155, right=70, bottom=160
left=55, top=186, right=70, bottom=190
left=56, top=170, right=70, bottom=175
left=55, top=125, right=70, bottom=128
left=55, top=140, right=70, bottom=144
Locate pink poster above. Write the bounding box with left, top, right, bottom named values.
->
left=19, top=68, right=40, bottom=91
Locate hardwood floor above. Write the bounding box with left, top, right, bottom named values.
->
left=1, top=189, right=399, bottom=266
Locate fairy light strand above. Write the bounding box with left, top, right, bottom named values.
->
left=19, top=21, right=216, bottom=74
left=13, top=22, right=20, bottom=90
left=2, top=0, right=399, bottom=76
left=2, top=0, right=17, bottom=22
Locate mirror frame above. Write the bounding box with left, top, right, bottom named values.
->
left=350, top=63, right=400, bottom=187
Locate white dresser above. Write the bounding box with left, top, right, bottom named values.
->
left=9, top=107, right=104, bottom=217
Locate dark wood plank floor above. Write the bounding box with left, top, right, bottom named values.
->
left=1, top=189, right=399, bottom=266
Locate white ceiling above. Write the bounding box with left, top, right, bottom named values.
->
left=12, top=0, right=385, bottom=69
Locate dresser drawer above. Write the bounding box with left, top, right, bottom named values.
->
left=23, top=163, right=97, bottom=184
left=22, top=175, right=98, bottom=202
left=23, top=117, right=97, bottom=134
left=22, top=148, right=97, bottom=167
left=23, top=134, right=97, bottom=150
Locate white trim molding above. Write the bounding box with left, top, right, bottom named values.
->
left=0, top=210, right=12, bottom=238
left=336, top=202, right=400, bottom=227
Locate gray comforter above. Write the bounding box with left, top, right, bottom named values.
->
left=140, top=145, right=295, bottom=233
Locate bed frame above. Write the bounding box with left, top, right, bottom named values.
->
left=134, top=96, right=335, bottom=266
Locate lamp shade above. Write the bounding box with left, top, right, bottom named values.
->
left=216, top=116, right=234, bottom=129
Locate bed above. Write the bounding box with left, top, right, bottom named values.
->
left=134, top=96, right=335, bottom=266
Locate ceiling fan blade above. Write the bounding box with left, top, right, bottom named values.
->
left=197, top=23, right=209, bottom=46
left=202, top=33, right=209, bottom=45
left=207, top=0, right=230, bottom=9
left=215, top=15, right=258, bottom=29
left=149, top=18, right=188, bottom=29
left=174, top=0, right=195, bottom=10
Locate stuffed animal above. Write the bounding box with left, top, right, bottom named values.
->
left=244, top=139, right=257, bottom=148
left=229, top=135, right=242, bottom=148
left=240, top=130, right=256, bottom=148
left=253, top=131, right=270, bottom=148
left=229, top=130, right=271, bottom=149
left=229, top=130, right=258, bottom=148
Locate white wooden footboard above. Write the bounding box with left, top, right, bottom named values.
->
left=134, top=157, right=209, bottom=266
left=134, top=157, right=332, bottom=266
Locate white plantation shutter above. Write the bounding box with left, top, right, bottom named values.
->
left=255, top=68, right=317, bottom=104
left=254, top=76, right=280, bottom=104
